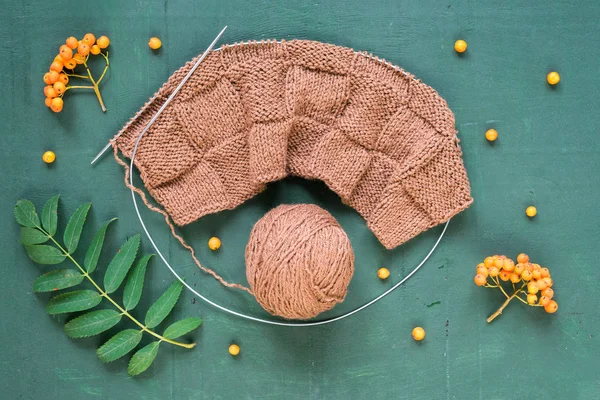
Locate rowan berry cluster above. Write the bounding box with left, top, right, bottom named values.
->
left=43, top=33, right=110, bottom=112
left=474, top=253, right=558, bottom=322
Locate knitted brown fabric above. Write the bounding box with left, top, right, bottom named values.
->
left=115, top=40, right=473, bottom=249
left=245, top=204, right=354, bottom=320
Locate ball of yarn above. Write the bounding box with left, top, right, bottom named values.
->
left=245, top=204, right=355, bottom=320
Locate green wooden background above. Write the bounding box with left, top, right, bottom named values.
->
left=1, top=1, right=599, bottom=398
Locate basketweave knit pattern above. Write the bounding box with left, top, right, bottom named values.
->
left=115, top=40, right=473, bottom=249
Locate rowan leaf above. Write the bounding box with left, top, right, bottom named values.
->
left=14, top=199, right=40, bottom=228
left=41, top=194, right=60, bottom=236
left=84, top=218, right=117, bottom=273
left=46, top=290, right=102, bottom=315
left=123, top=254, right=152, bottom=311
left=64, top=310, right=122, bottom=338
left=19, top=227, right=49, bottom=245
left=127, top=341, right=160, bottom=376
left=63, top=202, right=91, bottom=254
left=33, top=269, right=84, bottom=292
left=163, top=317, right=202, bottom=340
left=97, top=329, right=142, bottom=363
left=24, top=244, right=66, bottom=265
left=103, top=234, right=141, bottom=294
left=144, top=281, right=183, bottom=329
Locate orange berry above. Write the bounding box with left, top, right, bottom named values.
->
left=66, top=36, right=78, bottom=49
left=541, top=288, right=554, bottom=300
left=58, top=73, right=69, bottom=85
left=547, top=71, right=560, bottom=85
left=539, top=296, right=551, bottom=306
left=96, top=35, right=110, bottom=49
left=484, top=257, right=495, bottom=268
left=521, top=270, right=532, bottom=281
left=90, top=44, right=101, bottom=55
left=517, top=253, right=529, bottom=264
left=536, top=279, right=548, bottom=291
left=73, top=53, right=85, bottom=65
left=412, top=327, right=426, bottom=341
left=488, top=266, right=499, bottom=277
left=544, top=300, right=558, bottom=313
left=503, top=259, right=515, bottom=272
left=148, top=37, right=162, bottom=50
left=494, top=256, right=505, bottom=269
left=47, top=70, right=59, bottom=84
left=454, top=39, right=467, bottom=53
left=53, top=81, right=66, bottom=95
left=527, top=293, right=538, bottom=305
left=476, top=265, right=488, bottom=278
left=524, top=262, right=534, bottom=272
left=44, top=86, right=57, bottom=98
left=50, top=97, right=63, bottom=113
left=54, top=54, right=64, bottom=63
left=514, top=263, right=525, bottom=275
left=527, top=281, right=539, bottom=294
left=45, top=97, right=53, bottom=107
left=43, top=73, right=52, bottom=85
left=474, top=274, right=487, bottom=286
left=543, top=277, right=553, bottom=288
left=59, top=45, right=73, bottom=61
left=532, top=269, right=542, bottom=280
left=499, top=270, right=511, bottom=282
left=64, top=58, right=77, bottom=69
left=43, top=85, right=52, bottom=97
left=540, top=268, right=550, bottom=278
left=510, top=272, right=521, bottom=284
left=485, top=129, right=498, bottom=142
left=78, top=42, right=90, bottom=56
left=83, top=33, right=96, bottom=46
left=50, top=61, right=63, bottom=73
left=526, top=206, right=537, bottom=217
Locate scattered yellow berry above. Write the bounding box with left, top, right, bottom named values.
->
left=544, top=300, right=558, bottom=313
left=97, top=35, right=110, bottom=49
left=474, top=273, right=487, bottom=286
left=412, top=327, right=426, bottom=341
left=485, top=129, right=498, bottom=142
left=148, top=37, right=162, bottom=50
left=83, top=33, right=96, bottom=46
left=65, top=36, right=78, bottom=49
left=377, top=267, right=390, bottom=280
left=525, top=206, right=537, bottom=218
left=208, top=236, right=221, bottom=251
left=547, top=71, right=560, bottom=85
left=90, top=45, right=101, bottom=55
left=228, top=344, right=240, bottom=356
left=42, top=151, right=56, bottom=164
left=454, top=39, right=467, bottom=53
left=527, top=293, right=537, bottom=305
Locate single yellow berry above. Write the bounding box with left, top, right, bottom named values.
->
left=544, top=300, right=558, bottom=313
left=65, top=36, right=78, bottom=49
left=50, top=97, right=63, bottom=113
left=474, top=273, right=487, bottom=286
left=526, top=206, right=537, bottom=217
left=485, top=129, right=498, bottom=142
left=42, top=151, right=56, bottom=164
left=527, top=293, right=538, bottom=305
left=90, top=45, right=101, bottom=55
left=59, top=45, right=73, bottom=61
left=378, top=267, right=390, bottom=280
left=83, top=33, right=96, bottom=46
left=148, top=37, right=162, bottom=50
left=488, top=266, right=499, bottom=277
left=412, top=327, right=426, bottom=341
left=228, top=344, right=240, bottom=356
left=97, top=35, right=110, bottom=49
left=78, top=42, right=90, bottom=56
left=509, top=272, right=521, bottom=284
left=547, top=71, right=560, bottom=85
left=527, top=281, right=539, bottom=294
left=517, top=253, right=529, bottom=264
left=208, top=236, right=221, bottom=251
left=521, top=270, right=532, bottom=281
left=454, top=39, right=467, bottom=53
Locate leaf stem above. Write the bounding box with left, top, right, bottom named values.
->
left=40, top=226, right=194, bottom=349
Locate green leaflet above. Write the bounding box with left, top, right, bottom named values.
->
left=127, top=341, right=160, bottom=376
left=84, top=218, right=117, bottom=273
left=19, top=227, right=49, bottom=245
left=24, top=244, right=66, bottom=265
left=41, top=194, right=60, bottom=236
left=163, top=317, right=203, bottom=340
left=33, top=269, right=84, bottom=292
left=97, top=329, right=143, bottom=363
left=46, top=290, right=102, bottom=315
left=103, top=234, right=140, bottom=294
left=64, top=310, right=122, bottom=338
left=63, top=203, right=91, bottom=254
left=14, top=199, right=40, bottom=228
left=145, top=281, right=183, bottom=329
left=123, top=254, right=152, bottom=311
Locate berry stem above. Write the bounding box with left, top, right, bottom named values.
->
left=66, top=85, right=95, bottom=90
left=82, top=59, right=107, bottom=112
left=487, top=284, right=527, bottom=323
left=65, top=73, right=90, bottom=80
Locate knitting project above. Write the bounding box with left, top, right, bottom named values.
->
left=115, top=40, right=473, bottom=249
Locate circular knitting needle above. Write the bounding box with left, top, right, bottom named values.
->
left=90, top=25, right=228, bottom=165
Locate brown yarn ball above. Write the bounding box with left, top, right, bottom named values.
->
left=245, top=204, right=355, bottom=320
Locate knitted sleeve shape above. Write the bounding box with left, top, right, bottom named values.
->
left=115, top=40, right=473, bottom=249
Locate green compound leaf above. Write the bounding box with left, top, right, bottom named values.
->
left=33, top=269, right=84, bottom=292
left=163, top=317, right=202, bottom=340
left=103, top=234, right=140, bottom=294
left=14, top=199, right=40, bottom=228
left=97, top=329, right=143, bottom=363
left=123, top=254, right=152, bottom=311
left=63, top=202, right=92, bottom=254
left=127, top=341, right=160, bottom=376
left=41, top=194, right=60, bottom=236
left=24, top=244, right=66, bottom=265
left=64, top=309, right=122, bottom=338
left=145, top=281, right=183, bottom=329
left=84, top=218, right=117, bottom=274
left=46, top=290, right=102, bottom=315
left=19, top=227, right=49, bottom=245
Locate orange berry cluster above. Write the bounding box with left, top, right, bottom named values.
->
left=474, top=253, right=558, bottom=322
left=42, top=33, right=110, bottom=112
